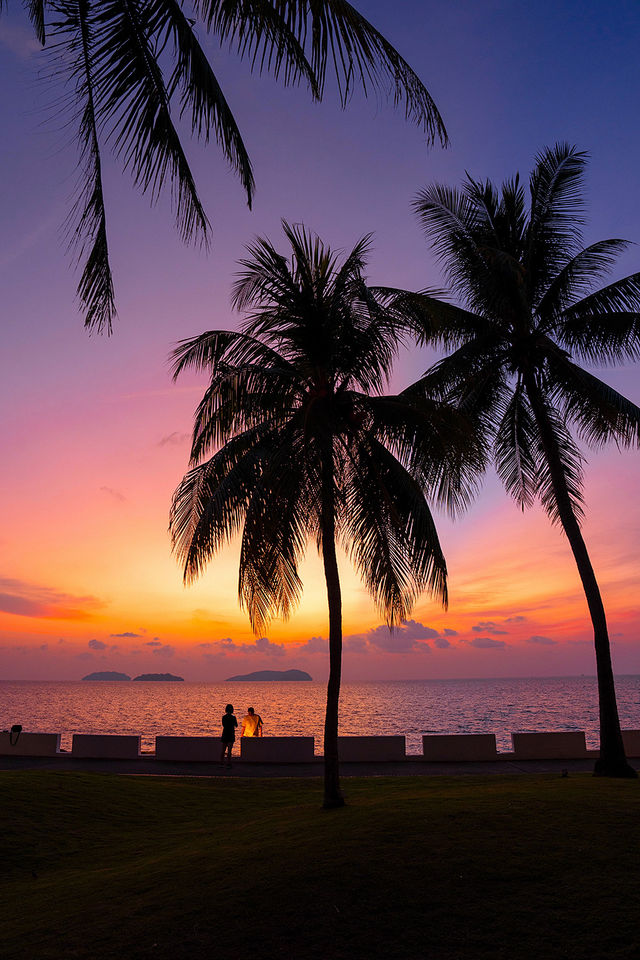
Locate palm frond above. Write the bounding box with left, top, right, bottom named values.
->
left=91, top=0, right=209, bottom=246
left=493, top=381, right=539, bottom=511
left=25, top=0, right=46, bottom=44
left=171, top=328, right=295, bottom=379
left=545, top=355, right=640, bottom=449
left=525, top=386, right=586, bottom=527
left=195, top=0, right=447, bottom=143
left=558, top=273, right=640, bottom=363
left=238, top=428, right=315, bottom=631
left=536, top=239, right=630, bottom=323
left=405, top=338, right=508, bottom=406
left=195, top=0, right=319, bottom=93
left=413, top=184, right=490, bottom=305
left=365, top=393, right=484, bottom=517
left=159, top=0, right=256, bottom=205
left=188, top=362, right=298, bottom=462
left=340, top=434, right=448, bottom=621
left=526, top=143, right=588, bottom=298
left=464, top=173, right=527, bottom=258
left=231, top=233, right=304, bottom=316
left=170, top=428, right=269, bottom=582
left=50, top=0, right=117, bottom=333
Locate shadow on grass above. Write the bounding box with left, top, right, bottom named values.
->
left=1, top=772, right=639, bottom=960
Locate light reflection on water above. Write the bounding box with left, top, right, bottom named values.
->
left=1, top=676, right=639, bottom=754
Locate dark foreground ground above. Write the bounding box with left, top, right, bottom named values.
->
left=2, top=769, right=639, bottom=960
left=0, top=751, right=626, bottom=778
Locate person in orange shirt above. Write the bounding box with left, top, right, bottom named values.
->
left=240, top=707, right=263, bottom=737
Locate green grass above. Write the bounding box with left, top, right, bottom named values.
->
left=1, top=771, right=639, bottom=959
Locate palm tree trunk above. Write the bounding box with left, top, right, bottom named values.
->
left=321, top=443, right=345, bottom=808
left=525, top=374, right=636, bottom=778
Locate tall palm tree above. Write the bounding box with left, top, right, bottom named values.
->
left=5, top=1, right=446, bottom=332
left=169, top=222, right=480, bottom=807
left=406, top=143, right=640, bottom=777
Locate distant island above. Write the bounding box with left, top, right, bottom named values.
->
left=226, top=669, right=312, bottom=682
left=82, top=671, right=131, bottom=681
left=133, top=673, right=184, bottom=682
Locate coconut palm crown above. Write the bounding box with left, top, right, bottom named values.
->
left=5, top=0, right=446, bottom=333
left=407, top=143, right=640, bottom=776
left=170, top=222, right=481, bottom=806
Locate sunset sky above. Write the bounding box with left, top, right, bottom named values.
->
left=1, top=0, right=639, bottom=682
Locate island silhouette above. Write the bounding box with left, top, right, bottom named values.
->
left=133, top=673, right=184, bottom=682
left=81, top=671, right=184, bottom=681
left=82, top=671, right=131, bottom=681
left=226, top=669, right=312, bottom=682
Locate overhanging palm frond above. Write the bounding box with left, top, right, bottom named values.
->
left=194, top=0, right=319, bottom=93
left=21, top=2, right=448, bottom=333
left=50, top=0, right=116, bottom=333
left=159, top=0, right=256, bottom=204
left=91, top=0, right=209, bottom=246
left=26, top=0, right=46, bottom=44
left=196, top=0, right=447, bottom=143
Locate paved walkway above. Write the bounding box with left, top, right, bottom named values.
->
left=3, top=753, right=636, bottom=778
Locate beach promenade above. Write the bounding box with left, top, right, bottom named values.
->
left=3, top=752, right=635, bottom=778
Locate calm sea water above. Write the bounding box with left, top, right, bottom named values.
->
left=2, top=676, right=639, bottom=755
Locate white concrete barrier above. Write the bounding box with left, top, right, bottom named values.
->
left=240, top=736, right=315, bottom=763
left=511, top=731, right=587, bottom=760
left=337, top=736, right=406, bottom=761
left=422, top=734, right=498, bottom=762
left=155, top=736, right=219, bottom=762
left=0, top=732, right=61, bottom=756
left=622, top=730, right=640, bottom=757
left=72, top=734, right=141, bottom=759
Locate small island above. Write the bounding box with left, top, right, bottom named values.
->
left=82, top=671, right=131, bottom=681
left=226, top=669, right=312, bottom=682
left=133, top=673, right=184, bottom=682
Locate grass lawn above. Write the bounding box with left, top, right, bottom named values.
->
left=1, top=771, right=639, bottom=959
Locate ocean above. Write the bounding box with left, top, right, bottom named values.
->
left=2, top=675, right=639, bottom=755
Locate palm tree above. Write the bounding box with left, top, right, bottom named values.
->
left=169, top=222, right=480, bottom=807
left=406, top=143, right=640, bottom=777
left=6, top=1, right=446, bottom=333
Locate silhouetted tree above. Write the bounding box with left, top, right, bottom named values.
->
left=404, top=143, right=640, bottom=776
left=170, top=222, right=479, bottom=806
left=5, top=1, right=446, bottom=332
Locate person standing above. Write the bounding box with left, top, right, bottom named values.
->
left=220, top=703, right=238, bottom=767
left=240, top=707, right=263, bottom=738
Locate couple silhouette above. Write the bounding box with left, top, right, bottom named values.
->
left=220, top=704, right=263, bottom=767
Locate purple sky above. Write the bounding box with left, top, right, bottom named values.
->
left=1, top=0, right=640, bottom=681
